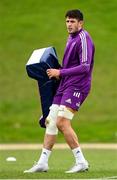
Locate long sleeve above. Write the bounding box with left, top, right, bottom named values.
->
left=60, top=64, right=90, bottom=76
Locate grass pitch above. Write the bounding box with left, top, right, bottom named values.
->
left=0, top=149, right=117, bottom=179
left=0, top=0, right=117, bottom=143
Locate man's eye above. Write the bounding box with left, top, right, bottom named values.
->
left=70, top=21, right=75, bottom=23
left=66, top=20, right=75, bottom=23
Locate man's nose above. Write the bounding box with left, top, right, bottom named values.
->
left=67, top=22, right=72, bottom=27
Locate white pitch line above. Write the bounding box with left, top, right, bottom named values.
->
left=106, top=176, right=117, bottom=179
left=0, top=179, right=98, bottom=180
left=0, top=179, right=111, bottom=180
left=0, top=143, right=117, bottom=150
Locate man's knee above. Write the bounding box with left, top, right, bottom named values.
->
left=57, top=116, right=72, bottom=133
left=45, top=104, right=59, bottom=135
left=56, top=117, right=65, bottom=132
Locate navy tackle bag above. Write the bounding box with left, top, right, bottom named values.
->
left=26, top=47, right=61, bottom=128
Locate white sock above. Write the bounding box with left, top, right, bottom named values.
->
left=72, top=146, right=86, bottom=164
left=37, top=148, right=51, bottom=164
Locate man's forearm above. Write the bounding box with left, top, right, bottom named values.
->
left=60, top=64, right=90, bottom=77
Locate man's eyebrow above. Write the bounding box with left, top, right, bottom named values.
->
left=66, top=19, right=76, bottom=22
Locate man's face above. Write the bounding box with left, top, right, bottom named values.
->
left=66, top=17, right=83, bottom=34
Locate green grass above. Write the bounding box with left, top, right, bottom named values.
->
left=0, top=149, right=117, bottom=179
left=0, top=0, right=117, bottom=142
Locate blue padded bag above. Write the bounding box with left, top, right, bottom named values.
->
left=26, top=47, right=60, bottom=128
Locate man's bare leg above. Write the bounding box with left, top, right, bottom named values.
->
left=24, top=104, right=59, bottom=173
left=57, top=116, right=86, bottom=162
left=43, top=134, right=56, bottom=150
left=56, top=116, right=88, bottom=173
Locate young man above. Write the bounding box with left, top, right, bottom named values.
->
left=24, top=9, right=95, bottom=173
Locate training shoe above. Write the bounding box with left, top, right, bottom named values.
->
left=24, top=162, right=49, bottom=173
left=65, top=160, right=89, bottom=173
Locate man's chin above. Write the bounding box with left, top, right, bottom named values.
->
left=69, top=31, right=76, bottom=35
left=68, top=30, right=77, bottom=34
left=68, top=31, right=74, bottom=34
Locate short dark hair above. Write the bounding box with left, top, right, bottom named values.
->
left=65, top=9, right=83, bottom=21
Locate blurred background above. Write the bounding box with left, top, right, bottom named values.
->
left=0, top=0, right=117, bottom=143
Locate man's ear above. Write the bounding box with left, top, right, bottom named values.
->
left=79, top=20, right=83, bottom=26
